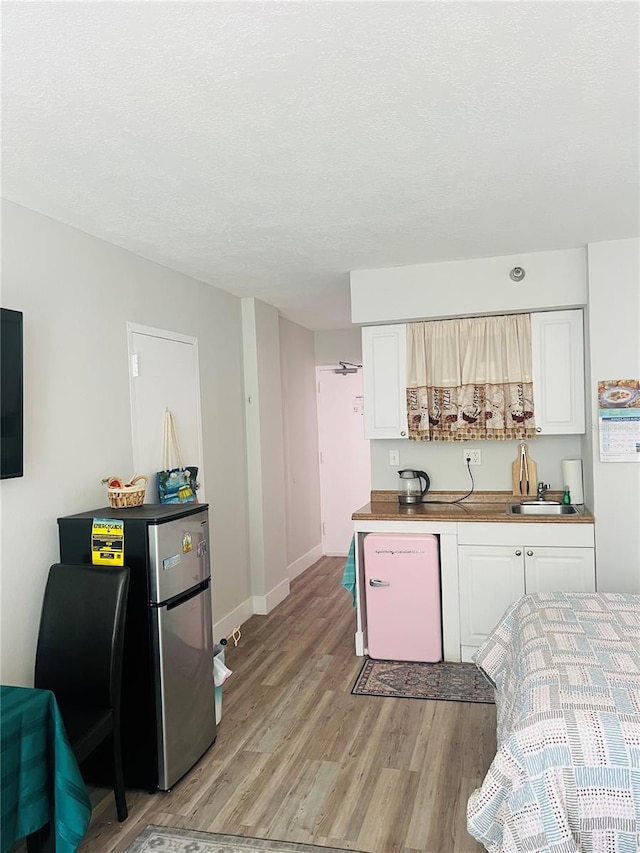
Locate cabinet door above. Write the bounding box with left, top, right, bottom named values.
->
left=458, top=546, right=525, bottom=658
left=531, top=309, right=585, bottom=434
left=362, top=324, right=408, bottom=439
left=524, top=546, right=595, bottom=593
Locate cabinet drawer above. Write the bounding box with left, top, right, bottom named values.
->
left=457, top=521, right=594, bottom=548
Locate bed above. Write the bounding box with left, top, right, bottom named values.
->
left=467, top=592, right=640, bottom=853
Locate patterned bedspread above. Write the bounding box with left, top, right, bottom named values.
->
left=467, top=592, right=640, bottom=853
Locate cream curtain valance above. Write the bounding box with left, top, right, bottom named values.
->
left=407, top=314, right=536, bottom=441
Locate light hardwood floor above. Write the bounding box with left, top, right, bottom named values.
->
left=80, top=556, right=496, bottom=853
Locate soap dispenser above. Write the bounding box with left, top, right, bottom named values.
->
left=562, top=487, right=571, bottom=505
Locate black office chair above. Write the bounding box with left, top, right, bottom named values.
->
left=34, top=563, right=130, bottom=822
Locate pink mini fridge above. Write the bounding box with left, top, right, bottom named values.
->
left=363, top=533, right=441, bottom=662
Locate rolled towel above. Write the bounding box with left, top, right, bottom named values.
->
left=341, top=535, right=357, bottom=608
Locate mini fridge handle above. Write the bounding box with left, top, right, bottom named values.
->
left=369, top=578, right=390, bottom=587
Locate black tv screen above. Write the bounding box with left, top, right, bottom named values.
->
left=1, top=308, right=24, bottom=479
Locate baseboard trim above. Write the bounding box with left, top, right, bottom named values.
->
left=253, top=577, right=291, bottom=615
left=288, top=544, right=323, bottom=580
left=213, top=597, right=254, bottom=645
left=355, top=629, right=367, bottom=657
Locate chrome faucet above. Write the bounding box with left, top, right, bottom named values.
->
left=537, top=482, right=549, bottom=501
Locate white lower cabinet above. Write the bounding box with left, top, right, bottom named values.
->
left=457, top=523, right=595, bottom=661
left=524, top=546, right=595, bottom=593
left=458, top=547, right=525, bottom=658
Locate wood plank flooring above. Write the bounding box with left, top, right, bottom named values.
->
left=79, top=556, right=496, bottom=853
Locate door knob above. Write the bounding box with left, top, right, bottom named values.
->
left=515, top=550, right=522, bottom=556
left=369, top=578, right=390, bottom=587
left=527, top=550, right=534, bottom=556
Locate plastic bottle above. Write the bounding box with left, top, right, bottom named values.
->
left=562, top=487, right=571, bottom=505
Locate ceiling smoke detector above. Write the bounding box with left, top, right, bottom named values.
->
left=509, top=267, right=526, bottom=282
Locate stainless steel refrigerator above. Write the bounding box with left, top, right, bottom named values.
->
left=58, top=503, right=217, bottom=791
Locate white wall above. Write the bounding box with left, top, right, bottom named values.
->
left=371, top=435, right=583, bottom=493
left=241, top=298, right=289, bottom=613
left=0, top=200, right=252, bottom=686
left=351, top=248, right=587, bottom=324
left=314, top=328, right=362, bottom=366
left=280, top=318, right=322, bottom=578
left=586, top=238, right=640, bottom=593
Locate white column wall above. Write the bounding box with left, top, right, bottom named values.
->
left=280, top=318, right=322, bottom=578
left=241, top=298, right=289, bottom=613
left=586, top=238, right=640, bottom=593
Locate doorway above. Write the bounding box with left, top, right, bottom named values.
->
left=127, top=323, right=205, bottom=502
left=316, top=366, right=371, bottom=555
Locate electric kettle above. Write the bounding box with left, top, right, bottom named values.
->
left=397, top=469, right=430, bottom=505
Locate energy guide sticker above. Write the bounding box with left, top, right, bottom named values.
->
left=91, top=518, right=124, bottom=566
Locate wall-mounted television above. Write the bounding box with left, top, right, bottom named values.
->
left=1, top=308, right=24, bottom=479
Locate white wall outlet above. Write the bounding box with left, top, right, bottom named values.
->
left=463, top=448, right=482, bottom=466
left=389, top=449, right=400, bottom=466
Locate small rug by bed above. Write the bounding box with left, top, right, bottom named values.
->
left=352, top=658, right=495, bottom=704
left=126, top=825, right=358, bottom=852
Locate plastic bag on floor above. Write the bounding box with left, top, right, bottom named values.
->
left=213, top=644, right=232, bottom=724
left=213, top=649, right=233, bottom=687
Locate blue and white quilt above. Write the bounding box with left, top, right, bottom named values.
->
left=467, top=592, right=640, bottom=853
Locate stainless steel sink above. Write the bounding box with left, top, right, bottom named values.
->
left=508, top=502, right=580, bottom=516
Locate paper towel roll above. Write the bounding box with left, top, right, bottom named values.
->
left=561, top=459, right=584, bottom=504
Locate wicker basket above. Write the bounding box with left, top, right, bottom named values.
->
left=103, top=474, right=148, bottom=508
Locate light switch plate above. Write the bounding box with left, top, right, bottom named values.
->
left=389, top=449, right=400, bottom=466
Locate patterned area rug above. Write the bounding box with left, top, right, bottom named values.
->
left=126, top=826, right=358, bottom=852
left=352, top=658, right=495, bottom=704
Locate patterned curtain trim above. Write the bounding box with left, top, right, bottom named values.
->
left=406, top=313, right=536, bottom=442
left=407, top=383, right=536, bottom=441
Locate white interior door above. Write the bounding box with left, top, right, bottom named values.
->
left=316, top=367, right=371, bottom=556
left=128, top=323, right=205, bottom=503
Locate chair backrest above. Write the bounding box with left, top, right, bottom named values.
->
left=35, top=563, right=130, bottom=709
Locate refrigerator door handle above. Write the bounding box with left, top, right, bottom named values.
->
left=157, top=578, right=211, bottom=611
left=369, top=578, right=390, bottom=587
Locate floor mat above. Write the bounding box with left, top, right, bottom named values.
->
left=126, top=826, right=360, bottom=853
left=351, top=658, right=495, bottom=703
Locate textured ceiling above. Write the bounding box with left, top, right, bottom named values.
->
left=2, top=2, right=639, bottom=330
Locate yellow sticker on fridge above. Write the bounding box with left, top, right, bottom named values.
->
left=91, top=518, right=124, bottom=566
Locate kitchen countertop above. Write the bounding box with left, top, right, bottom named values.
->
left=352, top=491, right=594, bottom=523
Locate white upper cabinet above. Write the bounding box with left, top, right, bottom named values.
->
left=361, top=308, right=586, bottom=440
left=531, top=309, right=586, bottom=434
left=362, top=324, right=408, bottom=439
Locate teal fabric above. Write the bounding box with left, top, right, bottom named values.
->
left=341, top=535, right=357, bottom=608
left=0, top=685, right=91, bottom=853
